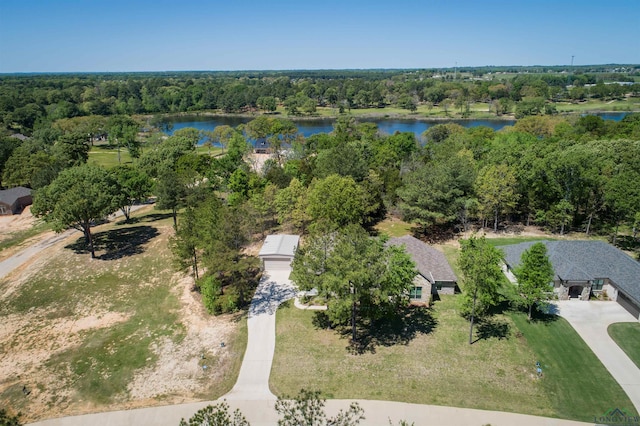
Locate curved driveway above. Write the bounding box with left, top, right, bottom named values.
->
left=555, top=300, right=640, bottom=413
left=27, top=267, right=602, bottom=425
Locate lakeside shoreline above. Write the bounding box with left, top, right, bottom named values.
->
left=139, top=107, right=638, bottom=125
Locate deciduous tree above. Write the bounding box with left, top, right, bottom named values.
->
left=514, top=242, right=554, bottom=320
left=32, top=164, right=118, bottom=258
left=458, top=235, right=504, bottom=344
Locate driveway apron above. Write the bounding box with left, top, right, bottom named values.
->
left=555, top=300, right=640, bottom=414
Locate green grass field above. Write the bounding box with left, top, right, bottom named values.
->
left=270, top=295, right=633, bottom=422
left=608, top=322, right=640, bottom=369
left=88, top=145, right=223, bottom=169
left=509, top=313, right=634, bottom=420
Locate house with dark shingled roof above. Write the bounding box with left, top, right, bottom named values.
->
left=502, top=240, right=640, bottom=319
left=388, top=235, right=458, bottom=305
left=0, top=186, right=32, bottom=215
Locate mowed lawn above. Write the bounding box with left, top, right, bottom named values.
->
left=608, top=322, right=640, bottom=369
left=271, top=296, right=633, bottom=422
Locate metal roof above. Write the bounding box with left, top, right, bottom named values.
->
left=259, top=234, right=300, bottom=257
left=503, top=240, right=640, bottom=307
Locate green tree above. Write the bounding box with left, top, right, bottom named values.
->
left=475, top=164, right=520, bottom=232
left=257, top=95, right=277, bottom=113
left=306, top=175, right=367, bottom=229
left=397, top=149, right=476, bottom=228
left=514, top=242, right=554, bottom=320
left=458, top=235, right=504, bottom=344
left=106, top=115, right=140, bottom=163
left=291, top=225, right=415, bottom=343
left=52, top=132, right=90, bottom=167
left=155, top=168, right=187, bottom=229
left=275, top=389, right=365, bottom=426
left=171, top=207, right=201, bottom=280
left=179, top=401, right=249, bottom=426
left=110, top=165, right=152, bottom=221
left=31, top=164, right=118, bottom=258
left=275, top=178, right=310, bottom=232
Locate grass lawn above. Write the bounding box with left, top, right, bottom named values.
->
left=88, top=146, right=133, bottom=168
left=0, top=208, right=246, bottom=419
left=485, top=236, right=556, bottom=247
left=509, top=313, right=634, bottom=420
left=608, top=322, right=640, bottom=369
left=373, top=216, right=413, bottom=238
left=271, top=295, right=633, bottom=422
left=271, top=296, right=556, bottom=418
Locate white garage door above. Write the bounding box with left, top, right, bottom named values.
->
left=263, top=257, right=292, bottom=271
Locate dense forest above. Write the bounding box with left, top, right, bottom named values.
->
left=1, top=68, right=639, bottom=311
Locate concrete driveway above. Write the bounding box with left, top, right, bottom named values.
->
left=224, top=269, right=295, bottom=400
left=555, top=300, right=640, bottom=413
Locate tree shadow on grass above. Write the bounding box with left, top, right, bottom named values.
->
left=473, top=317, right=510, bottom=344
left=313, top=305, right=438, bottom=355
left=65, top=225, right=159, bottom=260
left=117, top=212, right=174, bottom=225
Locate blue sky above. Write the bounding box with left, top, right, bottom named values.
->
left=0, top=0, right=638, bottom=72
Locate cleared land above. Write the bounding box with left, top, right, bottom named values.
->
left=0, top=207, right=246, bottom=422
left=271, top=296, right=633, bottom=422
left=608, top=322, right=640, bottom=369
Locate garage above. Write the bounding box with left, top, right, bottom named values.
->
left=617, top=292, right=640, bottom=320
left=258, top=234, right=300, bottom=272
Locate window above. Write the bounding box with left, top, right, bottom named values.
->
left=410, top=286, right=422, bottom=299
left=593, top=279, right=605, bottom=291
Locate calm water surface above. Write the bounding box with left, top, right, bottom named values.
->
left=165, top=112, right=630, bottom=145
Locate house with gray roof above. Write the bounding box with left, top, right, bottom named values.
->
left=0, top=186, right=32, bottom=215
left=503, top=240, right=640, bottom=319
left=388, top=235, right=458, bottom=304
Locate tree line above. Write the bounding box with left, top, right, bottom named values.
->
left=2, top=67, right=639, bottom=134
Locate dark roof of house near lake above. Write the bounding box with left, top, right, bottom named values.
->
left=502, top=240, right=640, bottom=306
left=0, top=186, right=32, bottom=206
left=388, top=235, right=457, bottom=283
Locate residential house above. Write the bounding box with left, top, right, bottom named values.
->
left=388, top=235, right=458, bottom=304
left=0, top=187, right=32, bottom=216
left=502, top=240, right=640, bottom=319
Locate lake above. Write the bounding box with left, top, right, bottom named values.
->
left=164, top=112, right=631, bottom=145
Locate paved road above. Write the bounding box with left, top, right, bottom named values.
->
left=555, top=300, right=640, bottom=414
left=0, top=204, right=151, bottom=281
left=0, top=229, right=76, bottom=280
left=28, top=398, right=592, bottom=426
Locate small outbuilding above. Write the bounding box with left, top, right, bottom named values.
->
left=258, top=234, right=300, bottom=272
left=0, top=186, right=32, bottom=215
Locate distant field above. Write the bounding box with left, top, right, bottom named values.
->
left=88, top=145, right=223, bottom=169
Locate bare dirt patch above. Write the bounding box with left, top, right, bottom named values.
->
left=0, top=206, right=37, bottom=237
left=0, top=216, right=243, bottom=422
left=126, top=275, right=237, bottom=401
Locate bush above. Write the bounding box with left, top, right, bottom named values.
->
left=200, top=275, right=222, bottom=314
